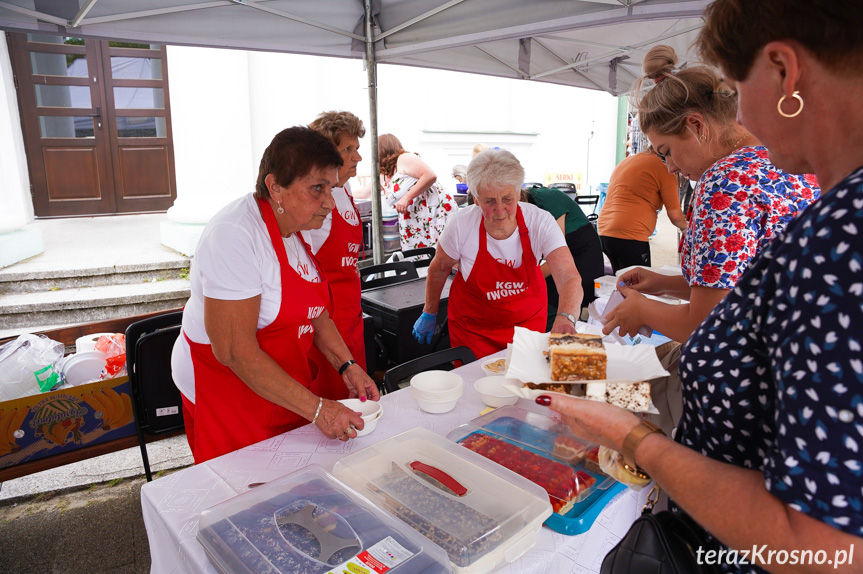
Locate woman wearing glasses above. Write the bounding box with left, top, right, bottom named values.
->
left=602, top=45, right=819, bottom=345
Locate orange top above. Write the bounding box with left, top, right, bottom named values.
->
left=598, top=152, right=680, bottom=241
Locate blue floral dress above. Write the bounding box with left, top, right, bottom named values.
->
left=677, top=165, right=863, bottom=573
left=681, top=146, right=819, bottom=288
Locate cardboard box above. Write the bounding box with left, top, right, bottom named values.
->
left=0, top=375, right=135, bottom=470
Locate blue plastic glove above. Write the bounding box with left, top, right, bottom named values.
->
left=412, top=312, right=437, bottom=345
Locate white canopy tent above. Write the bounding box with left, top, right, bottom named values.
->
left=0, top=0, right=709, bottom=260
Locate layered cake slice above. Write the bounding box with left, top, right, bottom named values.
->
left=586, top=381, right=651, bottom=412
left=548, top=333, right=607, bottom=382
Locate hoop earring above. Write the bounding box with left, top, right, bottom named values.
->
left=277, top=202, right=285, bottom=215
left=699, top=133, right=707, bottom=142
left=777, top=91, right=804, bottom=118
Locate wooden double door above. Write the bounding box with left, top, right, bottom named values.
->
left=8, top=32, right=177, bottom=217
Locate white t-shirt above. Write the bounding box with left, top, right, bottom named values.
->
left=438, top=202, right=566, bottom=280
left=301, top=183, right=361, bottom=255
left=171, top=193, right=321, bottom=402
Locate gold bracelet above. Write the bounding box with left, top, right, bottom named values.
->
left=311, top=397, right=324, bottom=424
left=621, top=419, right=664, bottom=474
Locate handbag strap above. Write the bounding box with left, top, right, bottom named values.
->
left=642, top=484, right=661, bottom=514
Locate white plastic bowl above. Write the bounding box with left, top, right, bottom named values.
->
left=414, top=395, right=461, bottom=414
left=338, top=399, right=383, bottom=437
left=410, top=370, right=463, bottom=395
left=474, top=376, right=520, bottom=408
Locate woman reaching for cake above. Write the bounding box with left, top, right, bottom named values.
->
left=412, top=148, right=584, bottom=359
left=602, top=43, right=819, bottom=345
left=540, top=1, right=863, bottom=571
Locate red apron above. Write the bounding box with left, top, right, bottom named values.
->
left=183, top=198, right=332, bottom=464
left=307, top=189, right=366, bottom=400
left=448, top=206, right=547, bottom=358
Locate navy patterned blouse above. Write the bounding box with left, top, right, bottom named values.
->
left=679, top=165, right=863, bottom=573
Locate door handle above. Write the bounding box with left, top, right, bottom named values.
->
left=89, top=106, right=102, bottom=130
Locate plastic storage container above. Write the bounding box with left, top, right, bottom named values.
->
left=196, top=464, right=453, bottom=574
left=446, top=406, right=625, bottom=536
left=382, top=207, right=400, bottom=252
left=333, top=427, right=552, bottom=574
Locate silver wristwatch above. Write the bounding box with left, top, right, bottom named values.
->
left=556, top=312, right=577, bottom=326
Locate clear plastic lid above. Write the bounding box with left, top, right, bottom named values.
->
left=446, top=406, right=615, bottom=515
left=196, top=464, right=453, bottom=574
left=332, top=427, right=552, bottom=574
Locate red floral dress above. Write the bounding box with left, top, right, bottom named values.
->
left=386, top=172, right=457, bottom=250
left=681, top=146, right=819, bottom=288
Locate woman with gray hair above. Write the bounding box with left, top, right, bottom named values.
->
left=413, top=149, right=584, bottom=358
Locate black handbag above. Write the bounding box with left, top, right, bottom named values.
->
left=601, top=487, right=718, bottom=574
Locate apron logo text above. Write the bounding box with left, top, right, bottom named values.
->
left=307, top=306, right=326, bottom=319
left=343, top=209, right=358, bottom=223
left=298, top=324, right=314, bottom=337
left=341, top=256, right=358, bottom=268
left=494, top=257, right=517, bottom=267
left=486, top=281, right=526, bottom=300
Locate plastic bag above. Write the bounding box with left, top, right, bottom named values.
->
left=598, top=446, right=652, bottom=490
left=0, top=334, right=64, bottom=399
left=95, top=333, right=126, bottom=378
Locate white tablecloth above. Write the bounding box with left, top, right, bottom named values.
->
left=141, top=352, right=649, bottom=574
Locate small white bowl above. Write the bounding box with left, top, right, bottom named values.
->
left=414, top=395, right=460, bottom=414
left=474, top=376, right=519, bottom=408
left=480, top=357, right=508, bottom=375
left=338, top=399, right=383, bottom=437
left=410, top=370, right=463, bottom=395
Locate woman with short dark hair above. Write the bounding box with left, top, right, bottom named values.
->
left=172, top=126, right=379, bottom=463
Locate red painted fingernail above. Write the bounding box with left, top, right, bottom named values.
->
left=535, top=395, right=551, bottom=406
left=360, top=396, right=367, bottom=402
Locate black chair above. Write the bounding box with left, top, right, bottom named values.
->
left=125, top=310, right=185, bottom=481
left=360, top=260, right=419, bottom=290
left=382, top=346, right=476, bottom=394
left=576, top=194, right=600, bottom=213
left=400, top=247, right=436, bottom=269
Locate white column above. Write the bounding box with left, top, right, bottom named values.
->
left=0, top=34, right=42, bottom=268
left=161, top=45, right=255, bottom=256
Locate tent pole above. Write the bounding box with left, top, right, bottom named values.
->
left=364, top=0, right=384, bottom=264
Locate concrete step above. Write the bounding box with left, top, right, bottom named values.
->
left=0, top=279, right=190, bottom=333
left=0, top=260, right=190, bottom=295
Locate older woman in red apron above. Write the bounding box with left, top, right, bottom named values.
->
left=415, top=149, right=584, bottom=359
left=171, top=127, right=379, bottom=464
left=303, top=112, right=367, bottom=401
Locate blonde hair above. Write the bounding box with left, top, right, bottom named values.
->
left=631, top=45, right=739, bottom=146
left=472, top=143, right=491, bottom=158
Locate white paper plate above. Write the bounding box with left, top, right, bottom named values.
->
left=62, top=351, right=107, bottom=386
left=503, top=326, right=669, bottom=385
left=503, top=383, right=659, bottom=414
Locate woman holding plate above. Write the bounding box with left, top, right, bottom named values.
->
left=540, top=1, right=863, bottom=570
